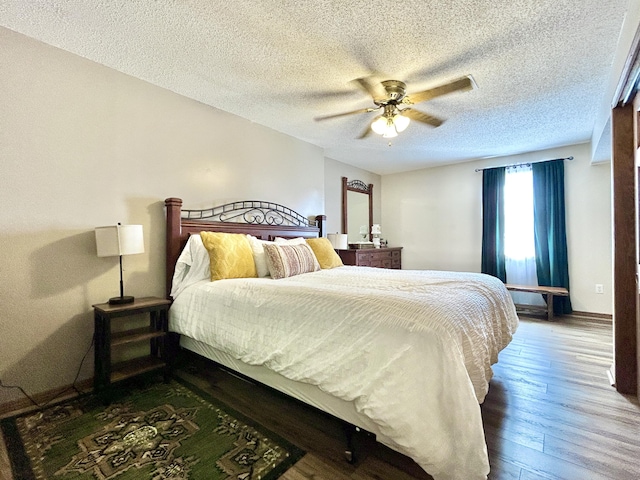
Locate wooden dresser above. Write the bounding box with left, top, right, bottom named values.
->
left=337, top=247, right=402, bottom=269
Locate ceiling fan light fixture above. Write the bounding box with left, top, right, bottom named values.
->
left=382, top=124, right=398, bottom=138
left=371, top=115, right=389, bottom=135
left=371, top=110, right=406, bottom=138
left=394, top=114, right=410, bottom=132
left=376, top=116, right=398, bottom=138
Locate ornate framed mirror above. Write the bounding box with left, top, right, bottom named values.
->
left=342, top=177, right=374, bottom=243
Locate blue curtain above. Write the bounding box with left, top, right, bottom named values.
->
left=481, top=167, right=506, bottom=282
left=532, top=160, right=572, bottom=314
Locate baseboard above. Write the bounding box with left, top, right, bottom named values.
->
left=516, top=309, right=612, bottom=325
left=0, top=378, right=93, bottom=420
left=569, top=311, right=612, bottom=322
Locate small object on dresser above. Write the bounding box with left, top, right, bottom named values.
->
left=349, top=242, right=375, bottom=249
left=359, top=225, right=368, bottom=241
left=371, top=224, right=381, bottom=248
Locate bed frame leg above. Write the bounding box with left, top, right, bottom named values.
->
left=343, top=424, right=359, bottom=464
left=165, top=332, right=181, bottom=374
left=344, top=449, right=355, bottom=464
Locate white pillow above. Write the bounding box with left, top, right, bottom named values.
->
left=170, top=234, right=211, bottom=298
left=274, top=237, right=306, bottom=245
left=246, top=235, right=276, bottom=278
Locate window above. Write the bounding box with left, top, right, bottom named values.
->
left=504, top=165, right=544, bottom=306
left=481, top=159, right=571, bottom=313
left=504, top=166, right=535, bottom=261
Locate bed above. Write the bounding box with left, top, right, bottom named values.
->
left=164, top=197, right=519, bottom=480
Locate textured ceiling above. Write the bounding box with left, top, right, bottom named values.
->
left=0, top=1, right=630, bottom=174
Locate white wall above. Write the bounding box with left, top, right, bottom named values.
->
left=0, top=28, right=325, bottom=405
left=382, top=143, right=613, bottom=315
left=592, top=0, right=640, bottom=161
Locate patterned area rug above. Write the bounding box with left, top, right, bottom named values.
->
left=1, top=379, right=304, bottom=479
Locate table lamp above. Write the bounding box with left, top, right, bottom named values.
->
left=371, top=224, right=382, bottom=248
left=95, top=224, right=144, bottom=304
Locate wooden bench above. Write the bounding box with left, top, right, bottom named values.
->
left=505, top=284, right=569, bottom=321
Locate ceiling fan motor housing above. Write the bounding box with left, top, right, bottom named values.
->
left=380, top=80, right=407, bottom=103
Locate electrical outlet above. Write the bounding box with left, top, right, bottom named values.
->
left=595, top=284, right=604, bottom=294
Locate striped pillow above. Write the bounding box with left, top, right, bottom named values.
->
left=263, top=243, right=320, bottom=279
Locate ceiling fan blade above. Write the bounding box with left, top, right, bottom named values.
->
left=352, top=76, right=387, bottom=103
left=314, top=107, right=377, bottom=121
left=357, top=122, right=373, bottom=139
left=405, top=75, right=476, bottom=105
left=401, top=108, right=444, bottom=127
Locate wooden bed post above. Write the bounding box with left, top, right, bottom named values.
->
left=165, top=197, right=183, bottom=300
left=315, top=215, right=326, bottom=237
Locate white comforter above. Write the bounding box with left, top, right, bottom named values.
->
left=169, top=266, right=518, bottom=480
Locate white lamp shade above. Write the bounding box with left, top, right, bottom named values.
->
left=327, top=233, right=348, bottom=249
left=95, top=224, right=144, bottom=257
left=371, top=115, right=388, bottom=135
left=382, top=125, right=398, bottom=138
left=394, top=114, right=410, bottom=132
left=372, top=112, right=410, bottom=138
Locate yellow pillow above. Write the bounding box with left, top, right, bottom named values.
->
left=200, top=231, right=257, bottom=281
left=305, top=237, right=344, bottom=269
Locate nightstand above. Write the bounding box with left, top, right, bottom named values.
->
left=93, top=297, right=171, bottom=395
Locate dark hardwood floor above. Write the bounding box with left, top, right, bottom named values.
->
left=2, top=315, right=638, bottom=480
left=175, top=315, right=640, bottom=480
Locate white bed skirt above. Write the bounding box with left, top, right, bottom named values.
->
left=180, top=335, right=391, bottom=444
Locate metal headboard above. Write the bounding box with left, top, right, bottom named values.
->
left=181, top=200, right=314, bottom=227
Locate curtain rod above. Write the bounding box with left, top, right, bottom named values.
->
left=474, top=156, right=574, bottom=172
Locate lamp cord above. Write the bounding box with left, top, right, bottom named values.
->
left=0, top=333, right=95, bottom=412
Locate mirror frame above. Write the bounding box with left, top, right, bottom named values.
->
left=342, top=177, right=374, bottom=242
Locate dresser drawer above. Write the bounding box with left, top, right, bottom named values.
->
left=357, top=252, right=373, bottom=266
left=391, top=250, right=401, bottom=269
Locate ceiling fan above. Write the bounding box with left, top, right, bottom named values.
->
left=314, top=74, right=476, bottom=139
